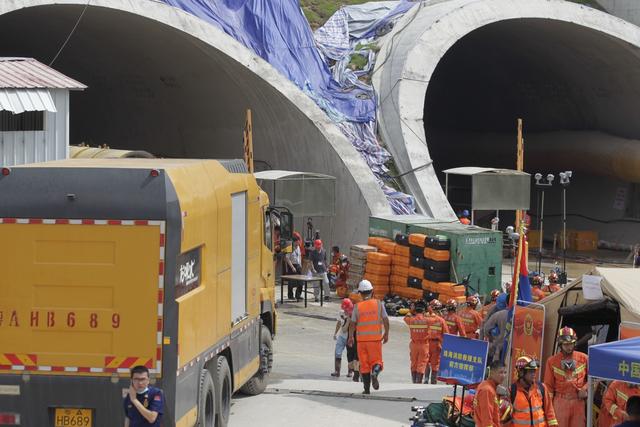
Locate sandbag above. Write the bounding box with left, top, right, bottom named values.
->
left=366, top=252, right=392, bottom=266
left=408, top=233, right=427, bottom=247
left=394, top=245, right=410, bottom=257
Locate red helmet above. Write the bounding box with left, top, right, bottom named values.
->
left=467, top=295, right=479, bottom=308
left=515, top=356, right=539, bottom=372
left=314, top=239, right=323, bottom=249
left=531, top=275, right=544, bottom=287
left=446, top=299, right=457, bottom=311
left=558, top=326, right=577, bottom=344
left=548, top=272, right=559, bottom=283
left=429, top=299, right=442, bottom=310
left=490, top=289, right=501, bottom=301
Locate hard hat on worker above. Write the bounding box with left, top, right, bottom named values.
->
left=357, top=279, right=373, bottom=293
left=341, top=298, right=354, bottom=314
left=466, top=295, right=479, bottom=308
left=446, top=299, right=457, bottom=310
left=490, top=289, right=501, bottom=301
left=414, top=300, right=426, bottom=312
left=461, top=209, right=470, bottom=217
left=558, top=326, right=577, bottom=343
left=515, top=356, right=540, bottom=372
left=314, top=239, right=323, bottom=249
left=429, top=299, right=442, bottom=310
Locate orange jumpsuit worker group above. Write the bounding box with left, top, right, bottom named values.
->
left=404, top=300, right=429, bottom=384
left=423, top=299, right=449, bottom=384
left=459, top=295, right=483, bottom=339
left=473, top=360, right=510, bottom=427
left=598, top=381, right=640, bottom=427
left=348, top=279, right=390, bottom=395
left=444, top=299, right=466, bottom=337
left=481, top=289, right=501, bottom=320
left=543, top=326, right=588, bottom=427
left=512, top=356, right=558, bottom=427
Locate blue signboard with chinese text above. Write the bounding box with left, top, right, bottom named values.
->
left=589, top=337, right=640, bottom=384
left=438, top=334, right=489, bottom=386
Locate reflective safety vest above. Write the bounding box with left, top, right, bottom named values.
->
left=444, top=313, right=466, bottom=337
left=512, top=382, right=558, bottom=427
left=405, top=313, right=429, bottom=342
left=459, top=308, right=482, bottom=336
left=425, top=313, right=448, bottom=341
left=355, top=299, right=383, bottom=342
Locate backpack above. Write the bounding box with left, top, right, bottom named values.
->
left=510, top=381, right=546, bottom=404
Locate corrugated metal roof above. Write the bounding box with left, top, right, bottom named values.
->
left=0, top=57, right=86, bottom=90
left=443, top=167, right=530, bottom=176
left=254, top=170, right=336, bottom=180
left=0, top=89, right=57, bottom=113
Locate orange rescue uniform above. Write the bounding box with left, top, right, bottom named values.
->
left=473, top=379, right=502, bottom=427
left=444, top=312, right=466, bottom=337
left=404, top=313, right=430, bottom=375
left=512, top=381, right=558, bottom=427
left=543, top=351, right=588, bottom=427
left=459, top=307, right=483, bottom=338
left=543, top=284, right=561, bottom=294
left=354, top=298, right=385, bottom=374
left=598, top=381, right=640, bottom=427
left=532, top=286, right=546, bottom=302
left=425, top=313, right=449, bottom=373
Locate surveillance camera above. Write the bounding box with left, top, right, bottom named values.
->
left=534, top=173, right=542, bottom=181
left=567, top=171, right=573, bottom=178
left=547, top=174, right=554, bottom=182
left=506, top=226, right=514, bottom=234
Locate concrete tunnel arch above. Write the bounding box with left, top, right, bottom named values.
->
left=375, top=0, right=640, bottom=244
left=0, top=0, right=392, bottom=250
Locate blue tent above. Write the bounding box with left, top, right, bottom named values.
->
left=587, top=337, right=640, bottom=425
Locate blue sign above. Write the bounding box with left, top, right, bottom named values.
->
left=438, top=334, right=489, bottom=386
left=589, top=337, right=640, bottom=384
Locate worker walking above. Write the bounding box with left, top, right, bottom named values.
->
left=473, top=360, right=510, bottom=427
left=543, top=326, right=588, bottom=427
left=348, top=280, right=390, bottom=394
left=404, top=300, right=430, bottom=383
left=444, top=299, right=466, bottom=337
left=459, top=295, right=483, bottom=338
left=423, top=299, right=449, bottom=384
left=511, top=357, right=558, bottom=427
left=599, top=381, right=640, bottom=427
left=531, top=275, right=546, bottom=302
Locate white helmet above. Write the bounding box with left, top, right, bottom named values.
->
left=358, top=280, right=373, bottom=293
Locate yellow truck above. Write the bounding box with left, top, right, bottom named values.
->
left=0, top=158, right=289, bottom=427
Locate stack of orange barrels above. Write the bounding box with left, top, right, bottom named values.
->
left=422, top=235, right=465, bottom=303
left=390, top=234, right=410, bottom=297
left=364, top=237, right=393, bottom=298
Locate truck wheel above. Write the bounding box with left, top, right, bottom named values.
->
left=197, top=369, right=216, bottom=427
left=215, top=355, right=232, bottom=427
left=240, top=325, right=273, bottom=395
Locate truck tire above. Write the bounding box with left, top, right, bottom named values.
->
left=215, top=356, right=232, bottom=427
left=240, top=325, right=273, bottom=396
left=197, top=369, right=216, bottom=427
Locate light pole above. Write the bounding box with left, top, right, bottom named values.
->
left=559, top=171, right=573, bottom=279
left=505, top=226, right=519, bottom=277
left=534, top=173, right=554, bottom=274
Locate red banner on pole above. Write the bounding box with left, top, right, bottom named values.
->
left=510, top=303, right=545, bottom=382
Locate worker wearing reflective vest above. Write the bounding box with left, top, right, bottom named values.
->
left=459, top=295, right=483, bottom=338
left=423, top=299, right=449, bottom=385
left=512, top=356, right=558, bottom=427
left=473, top=360, right=510, bottom=427
left=444, top=299, right=466, bottom=337
left=598, top=381, right=640, bottom=427
left=543, top=327, right=588, bottom=427
left=482, top=290, right=501, bottom=320
left=404, top=300, right=430, bottom=384
left=348, top=280, right=390, bottom=395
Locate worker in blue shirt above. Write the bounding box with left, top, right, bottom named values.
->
left=123, top=365, right=164, bottom=427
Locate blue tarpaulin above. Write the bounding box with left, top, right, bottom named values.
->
left=589, top=337, right=640, bottom=383
left=439, top=334, right=489, bottom=386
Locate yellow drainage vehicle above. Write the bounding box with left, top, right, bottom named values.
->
left=0, top=158, right=289, bottom=427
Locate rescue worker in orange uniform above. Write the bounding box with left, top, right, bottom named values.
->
left=512, top=357, right=558, bottom=427
left=543, top=272, right=561, bottom=294
left=444, top=299, right=466, bottom=337
left=404, top=300, right=429, bottom=383
left=598, top=381, right=640, bottom=427
left=482, top=289, right=501, bottom=320
left=423, top=299, right=449, bottom=384
left=531, top=275, right=546, bottom=302
left=459, top=295, right=483, bottom=338
left=543, top=326, right=588, bottom=427
left=473, top=360, right=510, bottom=427
left=348, top=280, right=390, bottom=395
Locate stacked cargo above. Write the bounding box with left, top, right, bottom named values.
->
left=421, top=235, right=465, bottom=303
left=348, top=244, right=378, bottom=297
left=364, top=246, right=392, bottom=299
left=387, top=233, right=423, bottom=299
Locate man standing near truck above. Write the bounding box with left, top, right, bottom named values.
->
left=123, top=365, right=164, bottom=427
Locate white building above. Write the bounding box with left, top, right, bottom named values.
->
left=0, top=57, right=85, bottom=166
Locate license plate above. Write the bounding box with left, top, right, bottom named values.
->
left=54, top=408, right=92, bottom=427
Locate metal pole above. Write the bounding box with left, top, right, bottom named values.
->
left=539, top=190, right=545, bottom=273
left=445, top=173, right=449, bottom=199
left=563, top=187, right=567, bottom=272
left=536, top=187, right=541, bottom=273
left=587, top=376, right=593, bottom=427
left=471, top=210, right=474, bottom=226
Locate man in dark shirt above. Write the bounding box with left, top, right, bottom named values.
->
left=123, top=365, right=164, bottom=427
left=310, top=239, right=330, bottom=301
